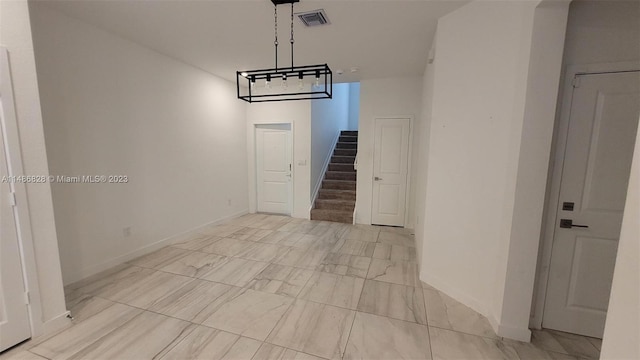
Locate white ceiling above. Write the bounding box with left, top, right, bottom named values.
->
left=39, top=0, right=469, bottom=83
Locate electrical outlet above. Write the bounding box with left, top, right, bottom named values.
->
left=123, top=227, right=132, bottom=237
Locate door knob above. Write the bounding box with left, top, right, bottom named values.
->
left=374, top=177, right=382, bottom=181
left=559, top=219, right=589, bottom=229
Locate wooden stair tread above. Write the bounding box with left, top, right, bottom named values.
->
left=323, top=179, right=355, bottom=183
left=310, top=209, right=353, bottom=224
left=319, top=189, right=356, bottom=193
left=311, top=209, right=353, bottom=215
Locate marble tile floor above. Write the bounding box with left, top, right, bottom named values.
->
left=1, top=214, right=602, bottom=360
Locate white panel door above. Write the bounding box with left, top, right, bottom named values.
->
left=544, top=71, right=640, bottom=338
left=0, top=100, right=31, bottom=351
left=256, top=125, right=292, bottom=215
left=371, top=118, right=410, bottom=226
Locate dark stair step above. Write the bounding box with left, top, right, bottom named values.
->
left=315, top=199, right=355, bottom=211
left=322, top=179, right=356, bottom=191
left=331, top=156, right=356, bottom=164
left=336, top=142, right=357, bottom=150
left=341, top=131, right=358, bottom=137
left=328, top=163, right=355, bottom=172
left=325, top=171, right=356, bottom=181
left=334, top=149, right=357, bottom=157
left=339, top=136, right=358, bottom=143
left=318, top=189, right=356, bottom=201
left=310, top=209, right=353, bottom=224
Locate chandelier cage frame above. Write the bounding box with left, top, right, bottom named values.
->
left=236, top=0, right=333, bottom=103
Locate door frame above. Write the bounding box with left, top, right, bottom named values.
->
left=0, top=47, right=45, bottom=337
left=530, top=61, right=640, bottom=330
left=250, top=122, right=294, bottom=216
left=370, top=116, right=413, bottom=228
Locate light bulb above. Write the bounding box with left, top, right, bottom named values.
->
left=250, top=76, right=256, bottom=90
left=282, top=74, right=287, bottom=89
left=265, top=74, right=271, bottom=90
left=315, top=70, right=320, bottom=88
left=298, top=72, right=304, bottom=90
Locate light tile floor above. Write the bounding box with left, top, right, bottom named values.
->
left=2, top=214, right=602, bottom=360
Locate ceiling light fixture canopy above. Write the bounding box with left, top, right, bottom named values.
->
left=236, top=0, right=332, bottom=103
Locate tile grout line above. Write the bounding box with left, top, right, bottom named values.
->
left=339, top=231, right=376, bottom=360
left=247, top=235, right=321, bottom=357
left=151, top=321, right=198, bottom=360
left=257, top=279, right=306, bottom=355
left=257, top=225, right=361, bottom=359
left=72, top=248, right=378, bottom=321
left=26, top=350, right=53, bottom=360
left=422, top=277, right=437, bottom=360
left=89, top=295, right=205, bottom=328
left=32, top=304, right=148, bottom=360
left=88, top=292, right=277, bottom=348
left=426, top=324, right=503, bottom=342
left=281, top=346, right=332, bottom=360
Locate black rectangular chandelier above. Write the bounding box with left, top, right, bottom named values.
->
left=236, top=0, right=333, bottom=103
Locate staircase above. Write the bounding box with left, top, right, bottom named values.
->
left=310, top=130, right=358, bottom=224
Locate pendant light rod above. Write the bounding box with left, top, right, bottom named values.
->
left=290, top=2, right=295, bottom=69
left=274, top=4, right=278, bottom=70
left=271, top=0, right=299, bottom=70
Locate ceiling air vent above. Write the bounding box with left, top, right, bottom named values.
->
left=296, top=9, right=330, bottom=27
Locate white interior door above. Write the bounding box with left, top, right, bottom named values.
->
left=371, top=118, right=410, bottom=226
left=0, top=99, right=31, bottom=351
left=256, top=124, right=292, bottom=215
left=543, top=71, right=640, bottom=338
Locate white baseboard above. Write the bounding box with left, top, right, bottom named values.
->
left=420, top=271, right=489, bottom=317
left=62, top=210, right=248, bottom=285
left=421, top=271, right=533, bottom=342
left=529, top=314, right=543, bottom=330
left=167, top=209, right=249, bottom=244
left=489, top=315, right=532, bottom=342
left=39, top=311, right=72, bottom=337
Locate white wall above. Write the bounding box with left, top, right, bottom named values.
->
left=310, top=83, right=350, bottom=201
left=491, top=1, right=569, bottom=339
left=30, top=5, right=249, bottom=285
left=347, top=83, right=360, bottom=131
left=355, top=77, right=423, bottom=228
left=600, top=116, right=640, bottom=360
left=246, top=101, right=311, bottom=219
left=421, top=0, right=530, bottom=318
left=419, top=0, right=568, bottom=341
left=0, top=0, right=68, bottom=335
left=531, top=0, right=640, bottom=328
left=563, top=0, right=640, bottom=66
